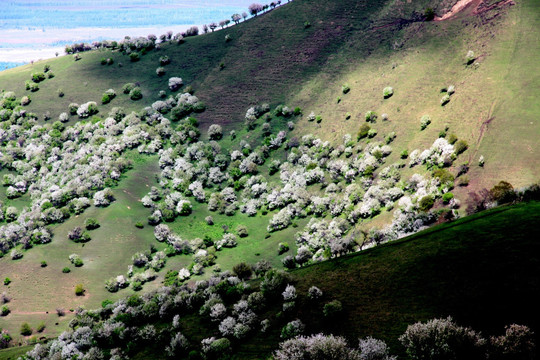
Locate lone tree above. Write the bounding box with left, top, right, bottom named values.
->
left=249, top=3, right=264, bottom=16
left=232, top=13, right=241, bottom=24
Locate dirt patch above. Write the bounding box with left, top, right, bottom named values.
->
left=435, top=0, right=515, bottom=21
left=435, top=0, right=483, bottom=21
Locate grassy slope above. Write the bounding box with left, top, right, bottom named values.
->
left=224, top=201, right=540, bottom=359
left=1, top=0, right=539, bottom=350
left=3, top=200, right=535, bottom=359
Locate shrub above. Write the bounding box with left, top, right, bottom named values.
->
left=367, top=129, right=377, bottom=138
left=159, top=55, right=171, bottom=65
left=489, top=324, right=535, bottom=360
left=40, top=261, right=47, bottom=268
left=20, top=323, right=32, bottom=336
left=232, top=262, right=253, bottom=280
left=129, top=52, right=140, bottom=62
left=129, top=87, right=143, bottom=100
left=399, top=317, right=485, bottom=360
left=282, top=256, right=296, bottom=269
left=342, top=84, right=351, bottom=94
left=365, top=111, right=377, bottom=122
left=441, top=94, right=451, bottom=105
left=275, top=333, right=362, bottom=360
left=69, top=254, right=83, bottom=267
left=69, top=103, right=79, bottom=115
left=1, top=305, right=9, bottom=316
left=122, top=83, right=136, bottom=94
left=168, top=77, right=183, bottom=91
left=135, top=222, right=144, bottom=229
left=36, top=322, right=46, bottom=333
left=424, top=7, right=435, bottom=21
left=278, top=242, right=289, bottom=255
left=442, top=192, right=454, bottom=204
left=323, top=300, right=343, bottom=317
left=236, top=225, right=248, bottom=237
left=454, top=140, right=468, bottom=155
left=75, top=284, right=85, bottom=296
left=62, top=267, right=71, bottom=273
left=418, top=195, right=435, bottom=211
left=383, top=86, right=394, bottom=98
left=207, top=124, right=223, bottom=140
left=101, top=93, right=111, bottom=104
left=490, top=181, right=516, bottom=204
left=31, top=72, right=46, bottom=83
left=156, top=67, right=166, bottom=76
left=357, top=124, right=371, bottom=140
left=420, top=115, right=431, bottom=130
left=281, top=319, right=305, bottom=339
left=479, top=155, right=485, bottom=167
left=21, top=96, right=30, bottom=106
left=458, top=176, right=469, bottom=187
left=225, top=34, right=232, bottom=42
left=57, top=89, right=64, bottom=97
left=466, top=50, right=476, bottom=64
left=85, top=218, right=100, bottom=230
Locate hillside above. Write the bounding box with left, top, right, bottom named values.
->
left=0, top=0, right=539, bottom=356
left=2, top=200, right=539, bottom=359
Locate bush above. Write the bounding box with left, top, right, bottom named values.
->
left=278, top=242, right=289, bottom=255
left=62, top=267, right=71, bottom=273
left=442, top=192, right=454, bottom=204
left=357, top=124, right=371, bottom=140
left=129, top=87, right=143, bottom=100
left=418, top=195, right=435, bottom=211
left=122, top=83, right=136, bottom=94
left=441, top=94, right=451, bottom=105
left=490, top=181, right=516, bottom=204
left=383, top=86, right=394, bottom=98
left=129, top=52, right=140, bottom=62
left=399, top=317, right=485, bottom=360
left=20, top=322, right=32, bottom=336
left=159, top=55, right=170, bottom=65
left=101, top=94, right=111, bottom=104
left=420, top=115, right=431, bottom=130
left=489, top=324, right=535, bottom=360
left=281, top=319, right=305, bottom=339
left=466, top=50, right=476, bottom=65
left=36, top=322, right=46, bottom=333
left=342, top=84, right=350, bottom=94
left=236, top=225, right=248, bottom=237
left=365, top=111, right=377, bottom=122
left=323, top=300, right=343, bottom=317
left=232, top=262, right=253, bottom=280
left=156, top=67, right=166, bottom=76
left=40, top=261, right=47, bottom=268
left=3, top=278, right=11, bottom=286
left=85, top=218, right=100, bottom=230
left=424, top=7, right=435, bottom=21
left=31, top=72, right=46, bottom=83
left=454, top=140, right=468, bottom=155
left=135, top=222, right=144, bottom=229
left=1, top=305, right=9, bottom=316
left=275, top=333, right=362, bottom=360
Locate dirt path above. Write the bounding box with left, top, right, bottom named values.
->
left=435, top=0, right=482, bottom=21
